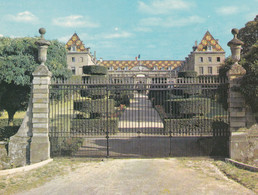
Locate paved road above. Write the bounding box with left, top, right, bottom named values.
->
left=118, top=93, right=163, bottom=132
left=17, top=159, right=255, bottom=195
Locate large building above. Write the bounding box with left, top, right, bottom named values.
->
left=182, top=31, right=225, bottom=75
left=66, top=31, right=225, bottom=79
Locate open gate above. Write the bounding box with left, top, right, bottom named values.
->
left=49, top=76, right=229, bottom=157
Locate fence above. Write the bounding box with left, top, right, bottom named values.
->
left=49, top=76, right=229, bottom=157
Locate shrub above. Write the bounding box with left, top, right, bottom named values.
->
left=50, top=137, right=84, bottom=157
left=73, top=99, right=115, bottom=114
left=0, top=119, right=23, bottom=141
left=83, top=66, right=108, bottom=75
left=71, top=118, right=119, bottom=135
left=164, top=98, right=211, bottom=117
left=164, top=118, right=212, bottom=135
left=178, top=71, right=197, bottom=78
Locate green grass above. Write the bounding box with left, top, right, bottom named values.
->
left=0, top=158, right=101, bottom=195
left=214, top=161, right=258, bottom=193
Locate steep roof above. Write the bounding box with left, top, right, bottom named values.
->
left=98, top=60, right=183, bottom=70
left=196, top=31, right=224, bottom=52
left=65, top=33, right=86, bottom=52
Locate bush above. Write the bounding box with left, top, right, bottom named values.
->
left=82, top=75, right=108, bottom=84
left=83, top=66, right=108, bottom=75
left=80, top=88, right=107, bottom=98
left=50, top=137, right=84, bottom=157
left=71, top=118, right=118, bottom=135
left=74, top=99, right=115, bottom=114
left=164, top=98, right=211, bottom=117
left=178, top=71, right=197, bottom=78
left=0, top=119, right=23, bottom=141
left=164, top=118, right=212, bottom=135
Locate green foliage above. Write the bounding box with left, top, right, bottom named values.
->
left=0, top=119, right=23, bottom=141
left=0, top=37, right=71, bottom=124
left=50, top=137, right=84, bottom=157
left=164, top=118, right=212, bottom=134
left=238, top=15, right=258, bottom=55
left=74, top=99, right=115, bottom=114
left=164, top=98, right=211, bottom=117
left=178, top=71, right=197, bottom=78
left=83, top=65, right=108, bottom=75
left=71, top=118, right=118, bottom=135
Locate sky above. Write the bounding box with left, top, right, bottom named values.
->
left=0, top=0, right=257, bottom=60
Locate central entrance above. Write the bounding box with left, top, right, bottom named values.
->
left=49, top=76, right=229, bottom=158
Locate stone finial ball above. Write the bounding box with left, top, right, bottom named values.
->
left=231, top=28, right=239, bottom=35
left=39, top=28, right=46, bottom=35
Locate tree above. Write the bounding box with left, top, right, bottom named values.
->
left=0, top=37, right=71, bottom=125
left=218, top=15, right=258, bottom=121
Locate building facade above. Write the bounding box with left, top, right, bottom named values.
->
left=66, top=31, right=225, bottom=78
left=182, top=31, right=225, bottom=75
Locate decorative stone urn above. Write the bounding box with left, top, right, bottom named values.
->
left=227, top=28, right=244, bottom=64
left=35, top=28, right=51, bottom=65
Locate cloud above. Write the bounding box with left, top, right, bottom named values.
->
left=52, top=15, right=99, bottom=28
left=216, top=6, right=239, bottom=15
left=134, top=26, right=152, bottom=32
left=140, top=15, right=205, bottom=27
left=103, top=31, right=133, bottom=39
left=7, top=11, right=38, bottom=23
left=138, top=0, right=193, bottom=15
left=0, top=34, right=3, bottom=37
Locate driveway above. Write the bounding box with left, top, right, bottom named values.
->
left=17, top=159, right=255, bottom=195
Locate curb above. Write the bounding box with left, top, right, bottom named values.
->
left=0, top=159, right=53, bottom=176
left=225, top=158, right=258, bottom=172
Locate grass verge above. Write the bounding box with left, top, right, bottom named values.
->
left=214, top=161, right=258, bottom=193
left=0, top=158, right=101, bottom=195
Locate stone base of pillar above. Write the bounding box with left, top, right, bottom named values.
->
left=9, top=135, right=31, bottom=167
left=30, top=136, right=50, bottom=164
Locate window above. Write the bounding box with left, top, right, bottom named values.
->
left=208, top=57, right=212, bottom=62
left=72, top=57, right=76, bottom=62
left=217, top=67, right=220, bottom=74
left=71, top=67, right=76, bottom=75
left=80, top=57, right=83, bottom=62
left=199, top=57, right=203, bottom=63
left=109, top=66, right=113, bottom=70
left=124, top=66, right=128, bottom=70
left=217, top=57, right=221, bottom=62
left=153, top=66, right=158, bottom=70
left=199, top=67, right=204, bottom=75
left=208, top=67, right=213, bottom=74
left=207, top=45, right=212, bottom=51
left=117, top=67, right=121, bottom=71
left=71, top=46, right=76, bottom=52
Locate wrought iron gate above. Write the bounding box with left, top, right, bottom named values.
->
left=49, top=76, right=229, bottom=157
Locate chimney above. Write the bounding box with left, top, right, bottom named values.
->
left=195, top=40, right=197, bottom=46
left=192, top=40, right=198, bottom=51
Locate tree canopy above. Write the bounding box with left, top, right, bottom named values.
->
left=0, top=37, right=71, bottom=125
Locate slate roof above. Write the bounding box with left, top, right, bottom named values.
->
left=196, top=31, right=224, bottom=52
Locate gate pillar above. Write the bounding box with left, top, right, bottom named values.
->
left=227, top=29, right=247, bottom=160
left=30, top=28, right=52, bottom=164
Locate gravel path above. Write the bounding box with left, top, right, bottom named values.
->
left=17, top=159, right=255, bottom=195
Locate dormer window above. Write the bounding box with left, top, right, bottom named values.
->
left=207, top=45, right=212, bottom=51
left=109, top=66, right=113, bottom=71
left=153, top=66, right=158, bottom=70
left=71, top=45, right=76, bottom=52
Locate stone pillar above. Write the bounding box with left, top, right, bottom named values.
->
left=30, top=28, right=52, bottom=164
left=227, top=29, right=248, bottom=160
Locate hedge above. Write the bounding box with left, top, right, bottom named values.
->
left=83, top=66, right=108, bottom=75
left=164, top=97, right=211, bottom=117
left=80, top=88, right=108, bottom=99
left=0, top=119, right=23, bottom=141
left=163, top=118, right=213, bottom=135
left=178, top=71, right=197, bottom=78
left=50, top=137, right=84, bottom=157
left=71, top=118, right=118, bottom=135
left=74, top=99, right=115, bottom=114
